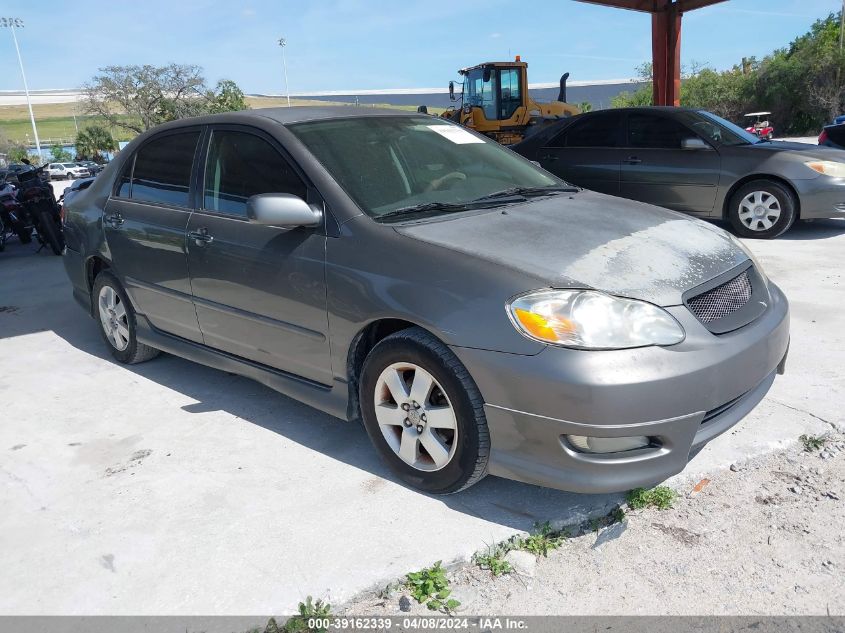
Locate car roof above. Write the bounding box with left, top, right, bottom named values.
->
left=147, top=106, right=418, bottom=134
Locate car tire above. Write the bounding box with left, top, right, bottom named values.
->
left=727, top=179, right=796, bottom=239
left=92, top=271, right=160, bottom=364
left=359, top=327, right=490, bottom=494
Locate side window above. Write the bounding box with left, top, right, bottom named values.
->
left=627, top=113, right=692, bottom=149
left=203, top=130, right=307, bottom=217
left=548, top=114, right=620, bottom=148
left=115, top=155, right=134, bottom=198
left=130, top=131, right=200, bottom=207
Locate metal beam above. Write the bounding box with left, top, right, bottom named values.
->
left=574, top=0, right=726, bottom=13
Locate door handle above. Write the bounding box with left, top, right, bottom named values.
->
left=189, top=227, right=214, bottom=246
left=540, top=154, right=559, bottom=162
left=105, top=213, right=124, bottom=227
left=624, top=156, right=642, bottom=165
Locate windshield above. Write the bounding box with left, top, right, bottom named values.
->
left=289, top=116, right=562, bottom=218
left=686, top=110, right=762, bottom=146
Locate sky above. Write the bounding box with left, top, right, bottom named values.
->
left=1, top=0, right=843, bottom=94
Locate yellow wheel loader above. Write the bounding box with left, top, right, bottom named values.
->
left=422, top=57, right=581, bottom=145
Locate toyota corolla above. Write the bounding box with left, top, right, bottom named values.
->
left=61, top=108, right=790, bottom=494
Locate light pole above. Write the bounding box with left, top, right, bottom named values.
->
left=2, top=18, right=41, bottom=157
left=278, top=37, right=291, bottom=107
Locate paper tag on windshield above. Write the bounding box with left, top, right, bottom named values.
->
left=427, top=125, right=485, bottom=144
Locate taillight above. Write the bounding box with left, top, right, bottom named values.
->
left=819, top=129, right=828, bottom=145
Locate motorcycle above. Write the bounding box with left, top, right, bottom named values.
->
left=0, top=181, right=32, bottom=252
left=0, top=166, right=65, bottom=256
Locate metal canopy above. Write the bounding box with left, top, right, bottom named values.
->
left=575, top=0, right=728, bottom=106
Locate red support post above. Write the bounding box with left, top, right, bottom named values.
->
left=651, top=2, right=683, bottom=106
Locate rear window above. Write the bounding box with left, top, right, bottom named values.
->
left=129, top=131, right=200, bottom=207
left=548, top=113, right=621, bottom=148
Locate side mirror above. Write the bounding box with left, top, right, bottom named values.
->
left=682, top=137, right=710, bottom=150
left=448, top=81, right=456, bottom=102
left=417, top=105, right=429, bottom=114
left=246, top=193, right=322, bottom=228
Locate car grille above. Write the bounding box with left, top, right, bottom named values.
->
left=687, top=270, right=752, bottom=323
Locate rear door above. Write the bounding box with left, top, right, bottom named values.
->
left=103, top=128, right=203, bottom=343
left=536, top=111, right=624, bottom=195
left=620, top=112, right=721, bottom=214
left=185, top=126, right=332, bottom=385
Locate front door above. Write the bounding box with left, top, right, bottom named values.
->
left=537, top=111, right=623, bottom=195
left=103, top=129, right=203, bottom=343
left=620, top=112, right=721, bottom=214
left=185, top=127, right=332, bottom=385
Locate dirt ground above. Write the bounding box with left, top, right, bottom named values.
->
left=343, top=433, right=845, bottom=615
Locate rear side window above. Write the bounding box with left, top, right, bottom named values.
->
left=548, top=114, right=620, bottom=148
left=130, top=131, right=200, bottom=207
left=627, top=113, right=691, bottom=149
left=203, top=129, right=307, bottom=217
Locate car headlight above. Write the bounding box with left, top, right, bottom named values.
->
left=805, top=160, right=845, bottom=178
left=507, top=289, right=685, bottom=350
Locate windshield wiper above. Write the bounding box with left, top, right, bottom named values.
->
left=375, top=201, right=474, bottom=222
left=471, top=185, right=581, bottom=202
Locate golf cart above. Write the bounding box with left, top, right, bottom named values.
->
left=745, top=112, right=774, bottom=140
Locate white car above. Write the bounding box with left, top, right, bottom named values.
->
left=46, top=162, right=90, bottom=181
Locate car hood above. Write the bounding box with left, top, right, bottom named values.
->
left=749, top=140, right=845, bottom=160
left=395, top=191, right=748, bottom=306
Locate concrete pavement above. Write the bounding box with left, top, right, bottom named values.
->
left=0, top=219, right=843, bottom=615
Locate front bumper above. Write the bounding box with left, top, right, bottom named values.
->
left=795, top=176, right=845, bottom=219
left=451, top=282, right=790, bottom=494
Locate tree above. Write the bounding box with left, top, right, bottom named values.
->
left=577, top=101, right=593, bottom=113
left=75, top=125, right=117, bottom=161
left=50, top=144, right=72, bottom=162
left=207, top=79, right=249, bottom=114
left=83, top=64, right=249, bottom=134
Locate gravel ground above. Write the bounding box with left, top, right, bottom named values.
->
left=342, top=433, right=845, bottom=615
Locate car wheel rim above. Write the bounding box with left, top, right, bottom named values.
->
left=373, top=362, right=458, bottom=472
left=738, top=191, right=781, bottom=231
left=98, top=285, right=130, bottom=351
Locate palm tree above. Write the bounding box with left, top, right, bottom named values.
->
left=75, top=125, right=117, bottom=161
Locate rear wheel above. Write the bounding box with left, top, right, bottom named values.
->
left=359, top=327, right=489, bottom=494
left=728, top=179, right=796, bottom=239
left=93, top=272, right=160, bottom=364
left=37, top=211, right=63, bottom=255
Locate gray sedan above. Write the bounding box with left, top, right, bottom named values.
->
left=515, top=106, right=845, bottom=239
left=61, top=107, right=789, bottom=494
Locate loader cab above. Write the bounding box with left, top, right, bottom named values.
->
left=460, top=63, right=526, bottom=122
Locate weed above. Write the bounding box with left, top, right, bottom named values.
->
left=474, top=545, right=513, bottom=577
left=514, top=521, right=566, bottom=557
left=799, top=434, right=827, bottom=452
left=279, top=596, right=332, bottom=632
left=406, top=561, right=460, bottom=613
left=627, top=486, right=677, bottom=510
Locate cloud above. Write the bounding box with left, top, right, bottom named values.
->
left=242, top=7, right=256, bottom=17
left=490, top=32, right=501, bottom=38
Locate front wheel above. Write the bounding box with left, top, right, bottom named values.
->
left=93, top=272, right=160, bottom=364
left=359, top=327, right=490, bottom=494
left=728, top=180, right=796, bottom=239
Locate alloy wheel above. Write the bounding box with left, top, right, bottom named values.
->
left=373, top=362, right=458, bottom=472
left=98, top=285, right=130, bottom=351
left=738, top=191, right=781, bottom=232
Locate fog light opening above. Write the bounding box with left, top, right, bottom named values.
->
left=566, top=434, right=653, bottom=454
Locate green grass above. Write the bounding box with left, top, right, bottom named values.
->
left=406, top=561, right=460, bottom=613
left=0, top=98, right=446, bottom=146
left=473, top=544, right=513, bottom=576
left=627, top=486, right=677, bottom=510
left=799, top=434, right=827, bottom=452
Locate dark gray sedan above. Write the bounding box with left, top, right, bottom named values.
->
left=62, top=107, right=789, bottom=495
left=515, top=107, right=845, bottom=239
